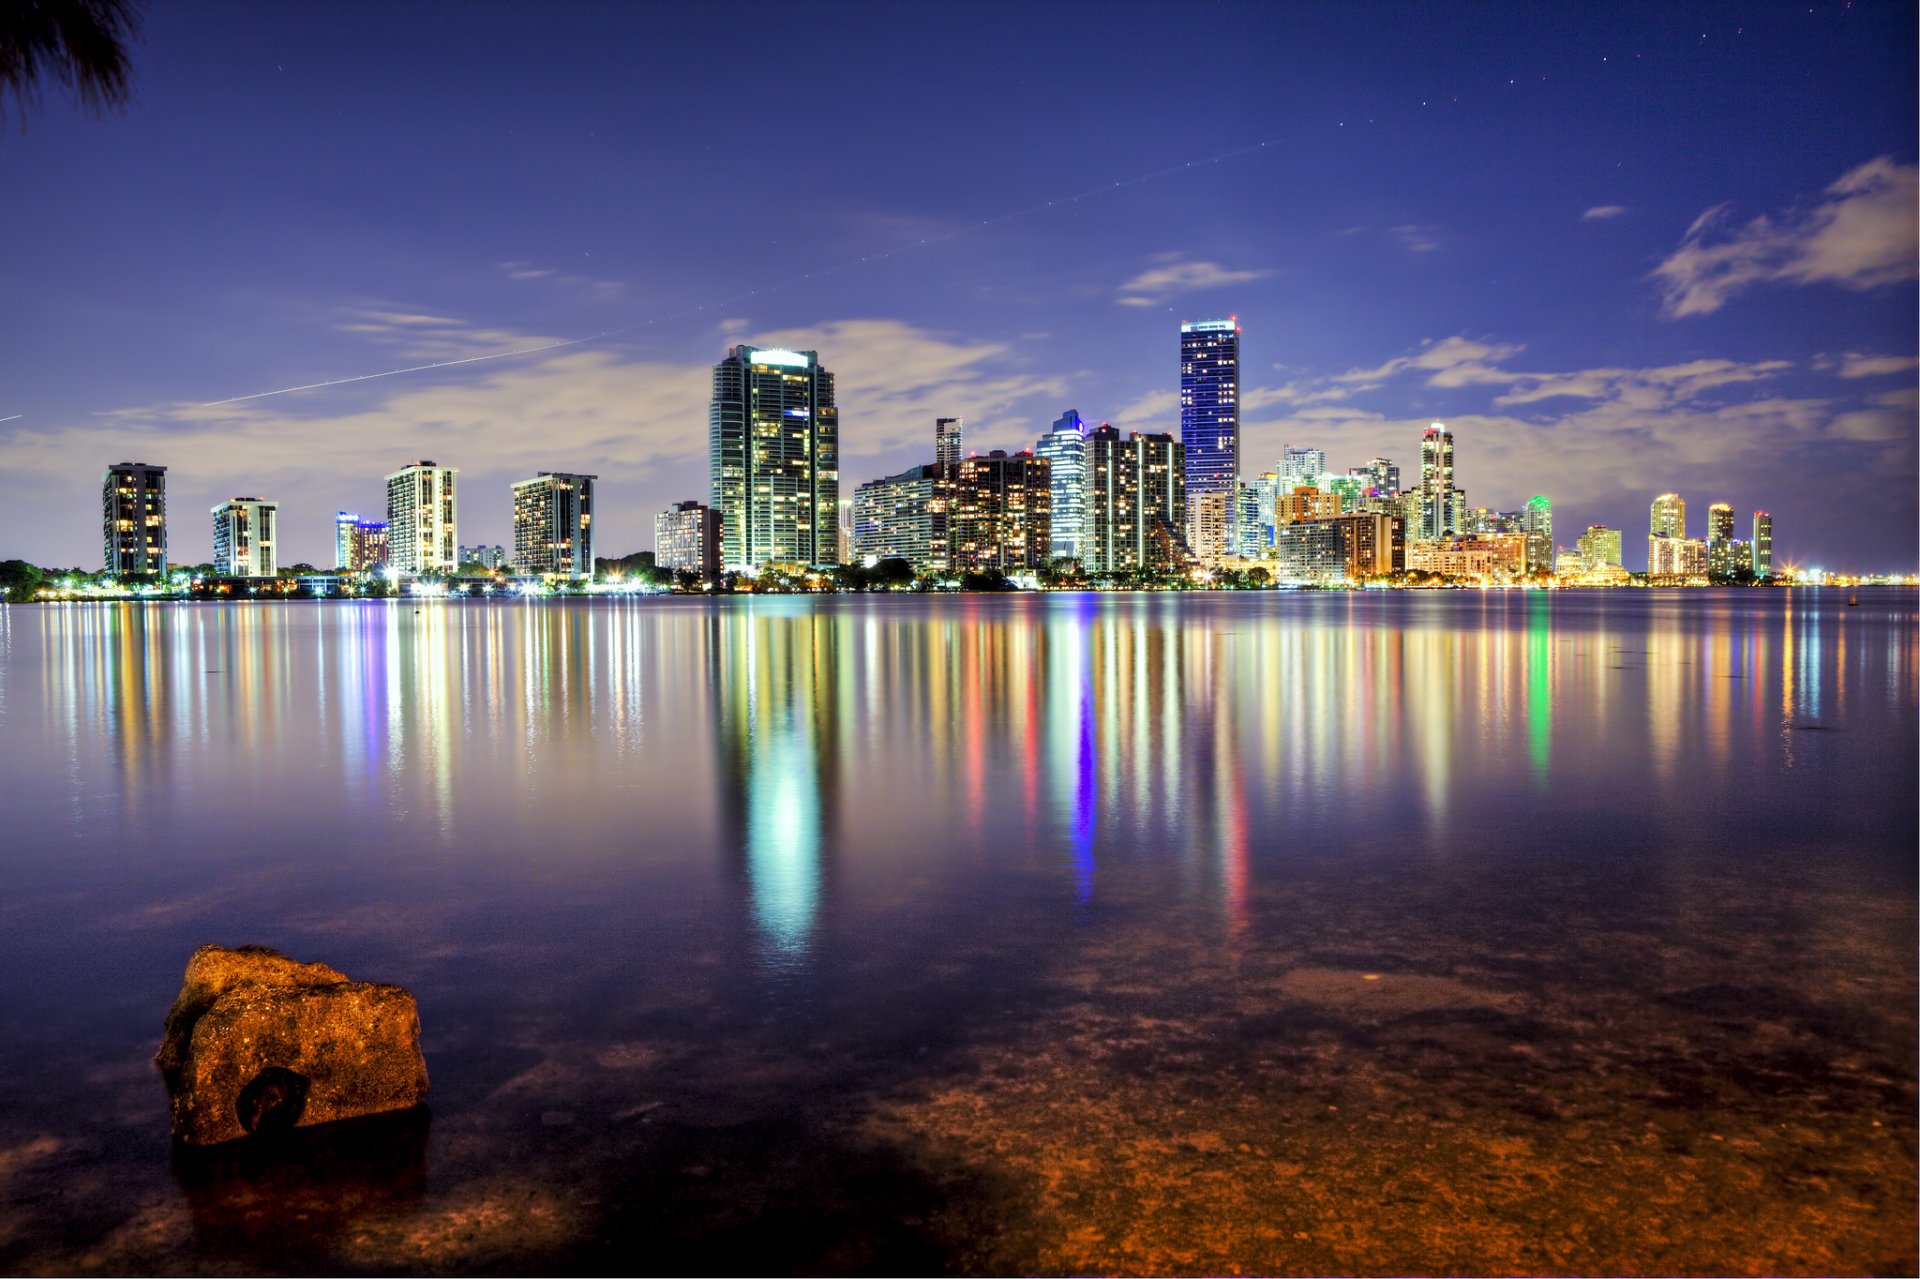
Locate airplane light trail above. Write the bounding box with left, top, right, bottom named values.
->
left=0, top=414, right=21, bottom=424
left=199, top=137, right=1286, bottom=407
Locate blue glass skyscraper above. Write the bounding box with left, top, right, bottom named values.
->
left=1179, top=319, right=1240, bottom=562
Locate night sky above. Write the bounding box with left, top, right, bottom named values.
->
left=3, top=1, right=1914, bottom=571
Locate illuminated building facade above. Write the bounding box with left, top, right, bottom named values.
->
left=1034, top=409, right=1088, bottom=561
left=1269, top=519, right=1345, bottom=579
left=1578, top=524, right=1623, bottom=570
left=1419, top=424, right=1456, bottom=541
left=1364, top=456, right=1399, bottom=495
left=385, top=460, right=458, bottom=576
left=950, top=450, right=1052, bottom=572
left=1276, top=484, right=1343, bottom=525
left=656, top=499, right=722, bottom=580
left=1524, top=495, right=1553, bottom=574
left=1648, top=535, right=1709, bottom=579
left=458, top=544, right=507, bottom=570
left=1650, top=492, right=1686, bottom=540
left=210, top=497, right=277, bottom=578
left=935, top=417, right=964, bottom=471
left=853, top=465, right=947, bottom=568
left=1752, top=511, right=1774, bottom=577
left=1280, top=446, right=1325, bottom=487
left=709, top=345, right=839, bottom=569
left=1085, top=426, right=1187, bottom=574
left=102, top=461, right=167, bottom=576
left=1179, top=319, right=1240, bottom=564
left=512, top=471, right=596, bottom=578
left=336, top=512, right=390, bottom=573
left=1706, top=502, right=1739, bottom=576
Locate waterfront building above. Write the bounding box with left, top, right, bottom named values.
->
left=1245, top=472, right=1281, bottom=552
left=1269, top=520, right=1346, bottom=580
left=950, top=450, right=1052, bottom=572
left=512, top=472, right=596, bottom=578
left=1084, top=426, right=1187, bottom=574
left=210, top=497, right=277, bottom=578
left=1324, top=474, right=1365, bottom=513
left=102, top=461, right=167, bottom=576
left=1577, top=525, right=1623, bottom=570
left=1752, top=511, right=1774, bottom=578
left=1326, top=512, right=1405, bottom=577
left=656, top=500, right=722, bottom=581
left=837, top=498, right=854, bottom=565
left=1406, top=534, right=1525, bottom=579
left=1179, top=319, right=1241, bottom=564
left=1034, top=409, right=1089, bottom=562
left=1706, top=502, right=1738, bottom=576
left=336, top=512, right=390, bottom=573
left=935, top=417, right=964, bottom=471
left=709, top=345, right=839, bottom=570
left=1648, top=535, right=1709, bottom=579
left=853, top=465, right=947, bottom=568
left=457, top=544, right=507, bottom=571
left=385, top=460, right=458, bottom=576
left=1233, top=480, right=1264, bottom=557
left=1524, top=495, right=1553, bottom=574
left=1279, top=446, right=1325, bottom=489
left=1419, top=424, right=1456, bottom=541
left=1650, top=493, right=1686, bottom=540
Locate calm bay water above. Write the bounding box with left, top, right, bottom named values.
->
left=0, top=590, right=1913, bottom=1274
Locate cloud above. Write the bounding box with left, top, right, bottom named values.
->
left=1582, top=205, right=1627, bottom=221
left=1336, top=335, right=1525, bottom=388
left=1386, top=225, right=1440, bottom=253
left=1115, top=253, right=1268, bottom=308
left=1835, top=352, right=1919, bottom=379
left=1653, top=157, right=1919, bottom=316
left=498, top=260, right=626, bottom=299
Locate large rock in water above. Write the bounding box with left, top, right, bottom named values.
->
left=155, top=944, right=428, bottom=1147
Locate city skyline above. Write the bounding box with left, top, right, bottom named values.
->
left=1, top=3, right=1913, bottom=571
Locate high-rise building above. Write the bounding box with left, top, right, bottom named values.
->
left=1524, top=495, right=1553, bottom=574
left=512, top=471, right=596, bottom=578
left=1706, top=502, right=1739, bottom=576
left=1418, top=424, right=1456, bottom=541
left=1650, top=493, right=1686, bottom=540
left=709, top=345, right=839, bottom=570
left=1179, top=319, right=1240, bottom=564
left=1280, top=446, right=1325, bottom=487
left=836, top=498, right=854, bottom=565
left=1270, top=512, right=1404, bottom=579
left=1245, top=472, right=1281, bottom=553
left=1084, top=426, right=1187, bottom=574
left=1752, top=511, right=1774, bottom=578
left=1034, top=409, right=1088, bottom=562
left=1276, top=485, right=1343, bottom=525
left=102, top=461, right=167, bottom=576
left=210, top=497, right=277, bottom=577
left=1578, top=525, right=1623, bottom=570
left=336, top=512, right=390, bottom=573
left=950, top=451, right=1052, bottom=573
left=853, top=465, right=947, bottom=568
left=656, top=500, right=722, bottom=581
left=1233, top=480, right=1263, bottom=557
left=935, top=417, right=964, bottom=471
left=385, top=460, right=458, bottom=576
left=1364, top=456, right=1399, bottom=495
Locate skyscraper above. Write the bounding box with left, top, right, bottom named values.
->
left=1578, top=525, right=1623, bottom=570
left=1418, top=424, right=1455, bottom=541
left=210, top=497, right=277, bottom=577
left=1752, top=511, right=1774, bottom=577
left=1280, top=446, right=1325, bottom=487
left=512, top=471, right=596, bottom=578
left=1179, top=319, right=1240, bottom=564
left=1034, top=409, right=1088, bottom=562
left=935, top=417, right=964, bottom=471
left=656, top=500, right=722, bottom=581
left=1524, top=495, right=1553, bottom=574
left=1084, top=426, right=1186, bottom=574
left=102, top=461, right=167, bottom=576
left=853, top=465, right=947, bottom=568
left=385, top=460, right=458, bottom=576
left=709, top=345, right=839, bottom=570
left=950, top=450, right=1053, bottom=572
left=1365, top=456, right=1399, bottom=495
left=335, top=511, right=389, bottom=573
left=1650, top=493, right=1686, bottom=540
left=1706, top=502, right=1738, bottom=576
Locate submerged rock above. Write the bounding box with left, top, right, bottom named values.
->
left=156, top=944, right=428, bottom=1147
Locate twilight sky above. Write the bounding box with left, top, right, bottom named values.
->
left=2, top=1, right=1915, bottom=571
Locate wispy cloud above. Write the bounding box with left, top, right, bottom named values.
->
left=1386, top=225, right=1440, bottom=253
left=1115, top=253, right=1268, bottom=308
left=498, top=260, right=626, bottom=299
left=1582, top=205, right=1627, bottom=221
left=1653, top=157, right=1919, bottom=317
left=1335, top=336, right=1524, bottom=388
left=1833, top=352, right=1919, bottom=379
